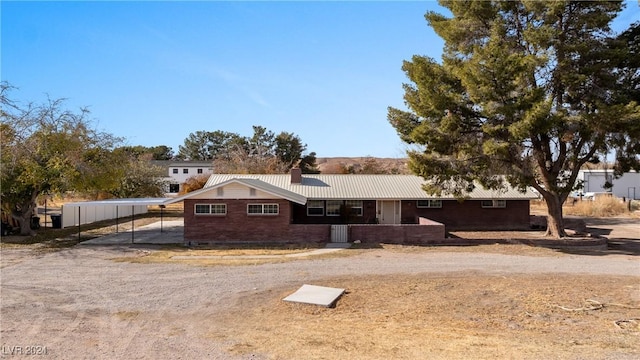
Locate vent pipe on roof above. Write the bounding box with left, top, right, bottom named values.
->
left=291, top=167, right=302, bottom=184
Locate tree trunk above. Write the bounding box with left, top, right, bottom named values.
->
left=544, top=195, right=566, bottom=238
left=12, top=200, right=37, bottom=236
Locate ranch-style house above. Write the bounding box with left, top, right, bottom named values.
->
left=170, top=168, right=538, bottom=245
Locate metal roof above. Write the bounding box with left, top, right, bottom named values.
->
left=234, top=178, right=307, bottom=204
left=203, top=174, right=538, bottom=200
left=62, top=198, right=171, bottom=207
left=163, top=178, right=308, bottom=205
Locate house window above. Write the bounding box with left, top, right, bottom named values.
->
left=307, top=200, right=324, bottom=216
left=326, top=200, right=342, bottom=216
left=169, top=184, right=180, bottom=193
left=263, top=204, right=279, bottom=214
left=481, top=200, right=506, bottom=208
left=247, top=204, right=279, bottom=215
left=417, top=200, right=442, bottom=208
left=210, top=204, right=227, bottom=214
left=345, top=200, right=363, bottom=216
left=195, top=204, right=226, bottom=215
left=183, top=169, right=189, bottom=174
left=172, top=168, right=178, bottom=174
left=197, top=168, right=203, bottom=174
left=217, top=187, right=224, bottom=197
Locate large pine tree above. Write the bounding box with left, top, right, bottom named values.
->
left=388, top=1, right=640, bottom=238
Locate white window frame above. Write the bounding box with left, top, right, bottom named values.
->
left=307, top=200, right=324, bottom=216
left=172, top=168, right=178, bottom=174
left=481, top=200, right=506, bottom=208
left=247, top=203, right=279, bottom=215
left=417, top=200, right=442, bottom=208
left=345, top=200, right=363, bottom=216
left=197, top=168, right=203, bottom=174
left=263, top=204, right=279, bottom=214
left=326, top=200, right=342, bottom=216
left=194, top=203, right=227, bottom=215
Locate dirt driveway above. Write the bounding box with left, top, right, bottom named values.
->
left=1, top=217, right=639, bottom=359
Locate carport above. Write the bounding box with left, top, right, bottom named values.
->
left=62, top=198, right=179, bottom=242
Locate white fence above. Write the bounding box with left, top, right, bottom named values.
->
left=61, top=204, right=148, bottom=228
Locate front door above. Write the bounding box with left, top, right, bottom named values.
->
left=379, top=201, right=400, bottom=224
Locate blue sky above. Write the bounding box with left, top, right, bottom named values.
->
left=2, top=1, right=639, bottom=158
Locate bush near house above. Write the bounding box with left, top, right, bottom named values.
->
left=179, top=174, right=210, bottom=195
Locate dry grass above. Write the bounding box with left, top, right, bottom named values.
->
left=531, top=197, right=638, bottom=218
left=111, top=245, right=330, bottom=266
left=115, top=311, right=141, bottom=320
left=379, top=243, right=566, bottom=257
left=565, top=197, right=630, bottom=217
left=215, top=273, right=640, bottom=360
left=529, top=199, right=548, bottom=215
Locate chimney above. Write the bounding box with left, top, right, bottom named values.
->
left=291, top=167, right=302, bottom=184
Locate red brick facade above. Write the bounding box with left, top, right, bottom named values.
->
left=401, top=199, right=531, bottom=230
left=184, top=199, right=331, bottom=244
left=183, top=198, right=531, bottom=244
left=350, top=217, right=445, bottom=245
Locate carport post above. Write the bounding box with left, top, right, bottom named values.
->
left=115, top=206, right=119, bottom=233
left=160, top=205, right=165, bottom=233
left=78, top=206, right=81, bottom=241
left=131, top=205, right=135, bottom=243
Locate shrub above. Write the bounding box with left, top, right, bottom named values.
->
left=179, top=174, right=210, bottom=195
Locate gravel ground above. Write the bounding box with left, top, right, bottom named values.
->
left=1, top=246, right=639, bottom=359
left=1, top=217, right=639, bottom=359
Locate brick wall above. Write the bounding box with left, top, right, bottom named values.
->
left=183, top=198, right=330, bottom=244
left=350, top=217, right=445, bottom=245
left=401, top=200, right=531, bottom=230
left=183, top=198, right=530, bottom=244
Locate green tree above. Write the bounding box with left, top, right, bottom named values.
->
left=182, top=125, right=316, bottom=173
left=274, top=131, right=309, bottom=168
left=247, top=125, right=276, bottom=159
left=176, top=130, right=243, bottom=161
left=116, top=145, right=174, bottom=160
left=388, top=1, right=640, bottom=238
left=299, top=152, right=320, bottom=174
left=107, top=153, right=167, bottom=198
left=1, top=84, right=121, bottom=235
left=614, top=21, right=640, bottom=104
left=148, top=145, right=174, bottom=160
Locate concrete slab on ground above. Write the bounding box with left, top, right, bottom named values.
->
left=80, top=221, right=353, bottom=251
left=282, top=284, right=346, bottom=307
left=81, top=220, right=184, bottom=245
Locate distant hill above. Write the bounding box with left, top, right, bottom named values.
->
left=316, top=157, right=410, bottom=174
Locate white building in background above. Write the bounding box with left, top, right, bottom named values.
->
left=153, top=161, right=214, bottom=196
left=576, top=169, right=639, bottom=200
